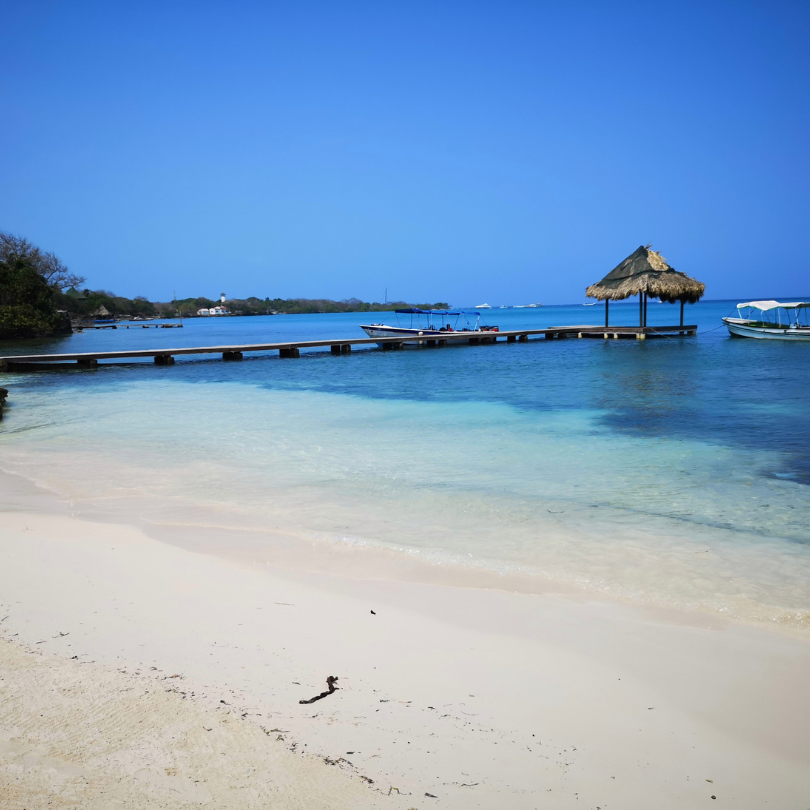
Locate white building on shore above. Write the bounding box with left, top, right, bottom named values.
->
left=197, top=305, right=230, bottom=316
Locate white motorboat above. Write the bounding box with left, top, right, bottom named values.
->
left=723, top=300, right=810, bottom=340
left=475, top=303, right=492, bottom=309
left=360, top=308, right=498, bottom=344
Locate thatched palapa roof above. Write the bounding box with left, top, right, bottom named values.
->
left=586, top=245, right=705, bottom=304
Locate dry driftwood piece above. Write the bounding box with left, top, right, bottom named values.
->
left=299, top=675, right=339, bottom=704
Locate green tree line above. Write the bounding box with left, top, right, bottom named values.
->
left=1, top=232, right=449, bottom=339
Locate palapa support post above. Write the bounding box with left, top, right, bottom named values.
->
left=680, top=300, right=685, bottom=327
left=605, top=298, right=609, bottom=327
left=639, top=294, right=643, bottom=327
left=154, top=355, right=174, bottom=365
left=279, top=347, right=300, bottom=358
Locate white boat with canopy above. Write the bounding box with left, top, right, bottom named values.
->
left=722, top=301, right=810, bottom=340
left=360, top=308, right=498, bottom=344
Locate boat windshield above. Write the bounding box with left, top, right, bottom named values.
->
left=392, top=309, right=481, bottom=331
left=736, top=301, right=810, bottom=328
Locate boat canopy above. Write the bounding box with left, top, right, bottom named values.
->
left=394, top=308, right=461, bottom=315
left=737, top=300, right=810, bottom=310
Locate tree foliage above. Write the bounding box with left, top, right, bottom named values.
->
left=0, top=233, right=85, bottom=291
left=0, top=239, right=71, bottom=338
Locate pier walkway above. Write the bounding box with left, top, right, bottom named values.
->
left=0, top=324, right=696, bottom=371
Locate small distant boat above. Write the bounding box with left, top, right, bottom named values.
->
left=475, top=303, right=492, bottom=309
left=360, top=308, right=497, bottom=344
left=583, top=302, right=597, bottom=306
left=723, top=300, right=810, bottom=340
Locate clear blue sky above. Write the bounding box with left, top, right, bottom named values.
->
left=2, top=1, right=808, bottom=304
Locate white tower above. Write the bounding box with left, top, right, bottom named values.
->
left=220, top=292, right=226, bottom=303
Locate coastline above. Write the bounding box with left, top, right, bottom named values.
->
left=2, top=479, right=809, bottom=808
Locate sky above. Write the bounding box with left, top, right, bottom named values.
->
left=1, top=1, right=809, bottom=305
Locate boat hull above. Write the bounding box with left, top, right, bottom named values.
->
left=359, top=324, right=488, bottom=345
left=360, top=325, right=447, bottom=345
left=723, top=318, right=810, bottom=340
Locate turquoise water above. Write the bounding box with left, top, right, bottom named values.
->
left=2, top=300, right=809, bottom=629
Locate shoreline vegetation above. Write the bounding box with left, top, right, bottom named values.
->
left=0, top=231, right=448, bottom=339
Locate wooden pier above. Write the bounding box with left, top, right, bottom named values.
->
left=0, top=324, right=696, bottom=371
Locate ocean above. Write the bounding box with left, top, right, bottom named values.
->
left=2, top=299, right=809, bottom=631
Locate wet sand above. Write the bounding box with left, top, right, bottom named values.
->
left=1, top=503, right=809, bottom=808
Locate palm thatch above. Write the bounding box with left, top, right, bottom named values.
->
left=586, top=245, right=705, bottom=304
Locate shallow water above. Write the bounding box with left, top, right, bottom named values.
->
left=2, top=300, right=809, bottom=630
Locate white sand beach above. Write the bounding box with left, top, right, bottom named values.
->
left=1, top=480, right=809, bottom=809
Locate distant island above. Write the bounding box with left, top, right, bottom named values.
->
left=57, top=291, right=450, bottom=321
left=0, top=231, right=448, bottom=339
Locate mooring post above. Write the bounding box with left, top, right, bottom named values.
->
left=154, top=355, right=174, bottom=365
left=279, top=347, right=300, bottom=358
